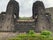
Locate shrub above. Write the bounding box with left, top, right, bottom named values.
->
left=41, top=30, right=52, bottom=38
left=27, top=30, right=35, bottom=36
left=8, top=30, right=53, bottom=40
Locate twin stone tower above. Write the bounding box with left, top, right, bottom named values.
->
left=0, top=0, right=52, bottom=32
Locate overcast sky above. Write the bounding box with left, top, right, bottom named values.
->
left=0, top=0, right=53, bottom=17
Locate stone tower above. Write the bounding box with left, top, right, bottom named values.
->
left=2, top=0, right=19, bottom=31
left=32, top=1, right=51, bottom=32
left=7, top=0, right=19, bottom=19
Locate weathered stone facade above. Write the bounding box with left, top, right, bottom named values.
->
left=6, top=0, right=19, bottom=19
left=0, top=0, right=52, bottom=32
left=0, top=0, right=19, bottom=32
left=32, top=1, right=52, bottom=32
left=15, top=20, right=35, bottom=32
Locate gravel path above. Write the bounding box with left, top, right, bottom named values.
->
left=0, top=32, right=18, bottom=40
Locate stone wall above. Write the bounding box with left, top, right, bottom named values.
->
left=0, top=12, right=6, bottom=31
left=14, top=20, right=35, bottom=32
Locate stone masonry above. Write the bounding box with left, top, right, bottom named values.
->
left=0, top=0, right=52, bottom=32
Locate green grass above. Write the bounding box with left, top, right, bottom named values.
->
left=8, top=30, right=53, bottom=40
